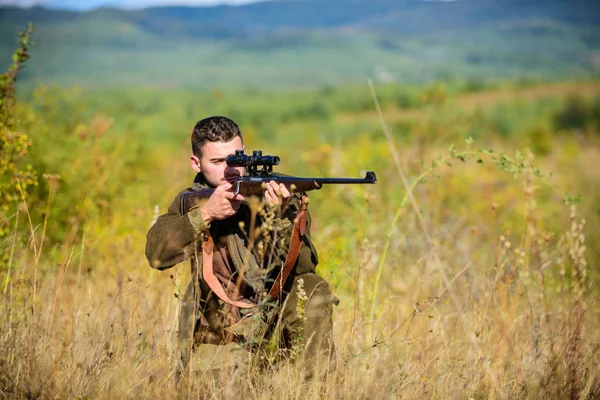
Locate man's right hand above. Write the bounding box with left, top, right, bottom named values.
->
left=199, top=183, right=245, bottom=225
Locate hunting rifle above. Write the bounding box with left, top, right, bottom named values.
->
left=180, top=150, right=377, bottom=215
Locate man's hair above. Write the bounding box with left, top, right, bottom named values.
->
left=191, top=116, right=242, bottom=157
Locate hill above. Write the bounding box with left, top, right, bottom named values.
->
left=0, top=0, right=599, bottom=89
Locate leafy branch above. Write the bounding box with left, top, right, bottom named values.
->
left=0, top=24, right=37, bottom=239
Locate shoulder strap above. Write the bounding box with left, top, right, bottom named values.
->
left=268, top=195, right=309, bottom=300
left=178, top=189, right=254, bottom=308
left=201, top=236, right=257, bottom=309
left=186, top=194, right=309, bottom=307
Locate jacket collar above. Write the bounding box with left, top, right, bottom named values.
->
left=192, top=173, right=211, bottom=191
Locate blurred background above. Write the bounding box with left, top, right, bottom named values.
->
left=2, top=0, right=600, bottom=89
left=1, top=1, right=600, bottom=398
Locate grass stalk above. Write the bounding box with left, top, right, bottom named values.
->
left=15, top=179, right=39, bottom=313
left=35, top=175, right=58, bottom=265
left=3, top=210, right=19, bottom=296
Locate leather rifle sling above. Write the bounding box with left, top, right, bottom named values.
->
left=179, top=193, right=255, bottom=309
left=268, top=195, right=308, bottom=300
left=201, top=195, right=308, bottom=307
left=202, top=235, right=256, bottom=309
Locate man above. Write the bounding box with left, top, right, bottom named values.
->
left=145, top=116, right=335, bottom=378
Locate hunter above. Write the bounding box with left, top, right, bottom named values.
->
left=145, top=116, right=335, bottom=378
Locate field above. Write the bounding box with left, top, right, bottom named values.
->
left=1, top=38, right=600, bottom=398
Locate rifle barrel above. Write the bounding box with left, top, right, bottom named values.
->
left=243, top=171, right=377, bottom=185
left=235, top=172, right=376, bottom=194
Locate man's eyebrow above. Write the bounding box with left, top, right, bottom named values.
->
left=210, top=156, right=226, bottom=162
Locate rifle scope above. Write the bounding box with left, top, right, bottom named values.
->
left=226, top=150, right=280, bottom=168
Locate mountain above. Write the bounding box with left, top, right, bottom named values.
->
left=1, top=0, right=599, bottom=89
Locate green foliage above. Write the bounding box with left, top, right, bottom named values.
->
left=15, top=85, right=155, bottom=247
left=0, top=24, right=36, bottom=238
left=420, top=82, right=447, bottom=107
left=1, top=1, right=599, bottom=90
left=553, top=94, right=600, bottom=133
left=554, top=95, right=590, bottom=131
left=528, top=123, right=553, bottom=155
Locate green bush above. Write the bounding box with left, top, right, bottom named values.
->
left=0, top=24, right=36, bottom=239
left=554, top=95, right=591, bottom=132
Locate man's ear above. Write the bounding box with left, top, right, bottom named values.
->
left=190, top=155, right=202, bottom=173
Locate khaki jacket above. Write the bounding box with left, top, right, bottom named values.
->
left=145, top=173, right=319, bottom=305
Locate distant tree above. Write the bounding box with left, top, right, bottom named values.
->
left=554, top=95, right=590, bottom=132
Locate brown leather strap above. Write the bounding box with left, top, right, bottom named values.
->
left=268, top=195, right=308, bottom=300
left=201, top=195, right=308, bottom=306
left=202, top=236, right=256, bottom=309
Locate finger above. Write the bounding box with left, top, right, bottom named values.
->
left=223, top=191, right=245, bottom=201
left=216, top=182, right=233, bottom=192
left=267, top=185, right=280, bottom=204
left=264, top=189, right=274, bottom=204
left=279, top=183, right=291, bottom=198
left=234, top=193, right=245, bottom=202
left=267, top=180, right=280, bottom=195
left=266, top=182, right=276, bottom=196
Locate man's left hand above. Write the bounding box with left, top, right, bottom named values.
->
left=264, top=181, right=291, bottom=207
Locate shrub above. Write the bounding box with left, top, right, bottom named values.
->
left=554, top=95, right=591, bottom=132
left=0, top=24, right=36, bottom=239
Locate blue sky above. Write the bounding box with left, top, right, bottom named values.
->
left=0, top=0, right=263, bottom=10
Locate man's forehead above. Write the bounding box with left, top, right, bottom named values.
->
left=202, top=137, right=243, bottom=158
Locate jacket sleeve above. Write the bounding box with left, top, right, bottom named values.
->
left=145, top=192, right=209, bottom=270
